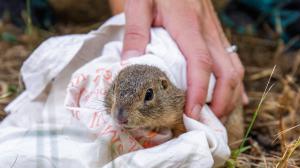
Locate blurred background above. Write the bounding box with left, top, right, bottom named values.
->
left=0, top=0, right=299, bottom=167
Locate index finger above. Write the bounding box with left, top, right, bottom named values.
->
left=162, top=4, right=212, bottom=120
left=122, top=0, right=153, bottom=60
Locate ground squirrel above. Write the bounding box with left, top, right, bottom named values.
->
left=104, top=64, right=186, bottom=137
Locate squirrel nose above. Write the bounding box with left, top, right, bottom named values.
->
left=116, top=107, right=128, bottom=124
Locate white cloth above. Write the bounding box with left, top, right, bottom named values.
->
left=1, top=14, right=230, bottom=168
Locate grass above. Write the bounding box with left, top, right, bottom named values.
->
left=1, top=1, right=300, bottom=166
left=227, top=65, right=276, bottom=167
left=276, top=137, right=300, bottom=167
left=26, top=0, right=33, bottom=35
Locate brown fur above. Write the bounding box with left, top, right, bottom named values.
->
left=104, top=65, right=186, bottom=137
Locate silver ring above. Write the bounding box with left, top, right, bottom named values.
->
left=226, top=45, right=237, bottom=53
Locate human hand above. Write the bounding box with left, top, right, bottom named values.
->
left=114, top=0, right=248, bottom=119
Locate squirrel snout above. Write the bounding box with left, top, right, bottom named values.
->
left=116, top=107, right=128, bottom=124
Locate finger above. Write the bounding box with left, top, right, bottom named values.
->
left=122, top=0, right=153, bottom=60
left=229, top=52, right=249, bottom=106
left=201, top=0, right=242, bottom=116
left=199, top=1, right=240, bottom=117
left=210, top=68, right=239, bottom=117
left=230, top=53, right=249, bottom=105
left=207, top=45, right=239, bottom=117
left=185, top=52, right=212, bottom=120
left=160, top=1, right=212, bottom=120
left=242, top=85, right=249, bottom=105
left=202, top=25, right=239, bottom=117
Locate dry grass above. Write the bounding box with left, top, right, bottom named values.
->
left=0, top=2, right=300, bottom=167
left=229, top=33, right=300, bottom=167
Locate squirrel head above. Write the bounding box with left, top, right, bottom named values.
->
left=104, top=64, right=184, bottom=129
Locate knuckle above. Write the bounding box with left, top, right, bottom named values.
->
left=237, top=66, right=245, bottom=79
left=187, top=52, right=213, bottom=69
left=222, top=69, right=240, bottom=88
left=232, top=54, right=245, bottom=79
left=203, top=27, right=220, bottom=42
left=187, top=78, right=207, bottom=94
left=124, top=24, right=149, bottom=42
left=186, top=54, right=213, bottom=78
left=173, top=26, right=199, bottom=43
left=187, top=84, right=207, bottom=104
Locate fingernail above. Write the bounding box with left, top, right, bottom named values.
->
left=122, top=50, right=142, bottom=60
left=191, top=104, right=202, bottom=121
left=243, top=92, right=249, bottom=105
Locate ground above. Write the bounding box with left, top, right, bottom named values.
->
left=0, top=1, right=299, bottom=167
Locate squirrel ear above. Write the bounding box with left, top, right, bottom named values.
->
left=160, top=78, right=168, bottom=90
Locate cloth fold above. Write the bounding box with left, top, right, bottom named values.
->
left=1, top=14, right=230, bottom=168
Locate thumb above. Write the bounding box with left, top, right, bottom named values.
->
left=122, top=0, right=153, bottom=60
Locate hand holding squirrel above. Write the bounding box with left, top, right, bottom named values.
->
left=109, top=0, right=248, bottom=119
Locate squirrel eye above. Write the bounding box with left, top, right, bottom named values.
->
left=144, top=88, right=154, bottom=101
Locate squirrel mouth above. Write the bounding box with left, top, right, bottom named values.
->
left=121, top=124, right=135, bottom=130
left=121, top=124, right=146, bottom=131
